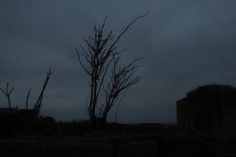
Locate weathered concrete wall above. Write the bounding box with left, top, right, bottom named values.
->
left=177, top=85, right=236, bottom=139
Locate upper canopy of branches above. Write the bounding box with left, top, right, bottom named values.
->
left=76, top=12, right=148, bottom=77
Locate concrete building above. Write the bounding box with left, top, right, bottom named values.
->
left=177, top=85, right=236, bottom=139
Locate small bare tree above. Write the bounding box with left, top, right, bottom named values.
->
left=25, top=88, right=31, bottom=109
left=33, top=68, right=53, bottom=116
left=76, top=14, right=147, bottom=127
left=0, top=82, right=15, bottom=109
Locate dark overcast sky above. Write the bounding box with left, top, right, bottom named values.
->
left=1, top=0, right=236, bottom=124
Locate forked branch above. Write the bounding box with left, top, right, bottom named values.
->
left=0, top=82, right=15, bottom=109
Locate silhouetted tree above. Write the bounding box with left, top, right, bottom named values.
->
left=76, top=14, right=147, bottom=127
left=0, top=82, right=15, bottom=109
left=33, top=68, right=53, bottom=116
left=25, top=88, right=31, bottom=109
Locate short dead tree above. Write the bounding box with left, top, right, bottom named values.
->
left=25, top=88, right=31, bottom=109
left=33, top=68, right=53, bottom=116
left=0, top=82, right=15, bottom=109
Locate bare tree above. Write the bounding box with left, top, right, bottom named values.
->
left=76, top=14, right=147, bottom=127
left=25, top=88, right=31, bottom=109
left=33, top=68, right=53, bottom=116
left=0, top=82, right=15, bottom=109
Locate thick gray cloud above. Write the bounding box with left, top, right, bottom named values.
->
left=1, top=0, right=236, bottom=123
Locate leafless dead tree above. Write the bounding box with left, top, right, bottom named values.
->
left=33, top=68, right=53, bottom=116
left=0, top=82, right=15, bottom=109
left=76, top=14, right=147, bottom=127
left=25, top=88, right=31, bottom=109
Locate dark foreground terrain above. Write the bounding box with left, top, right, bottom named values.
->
left=0, top=120, right=235, bottom=157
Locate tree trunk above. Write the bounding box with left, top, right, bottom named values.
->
left=7, top=96, right=11, bottom=109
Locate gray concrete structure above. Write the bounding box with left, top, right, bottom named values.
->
left=177, top=85, right=236, bottom=139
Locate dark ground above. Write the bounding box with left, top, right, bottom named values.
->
left=0, top=119, right=235, bottom=157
